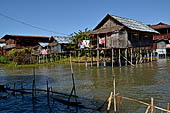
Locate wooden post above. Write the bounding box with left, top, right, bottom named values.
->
left=97, top=49, right=100, bottom=67
left=85, top=50, right=88, bottom=68
left=135, top=48, right=138, bottom=65
left=107, top=92, right=113, bottom=113
left=125, top=48, right=128, bottom=66
left=21, top=83, right=24, bottom=97
left=167, top=103, right=169, bottom=113
left=47, top=81, right=50, bottom=105
left=32, top=80, right=35, bottom=100
left=13, top=83, right=16, bottom=96
left=151, top=97, right=154, bottom=113
left=148, top=50, right=150, bottom=62
left=104, top=50, right=106, bottom=67
left=145, top=106, right=151, bottom=113
left=151, top=50, right=153, bottom=62
left=131, top=48, right=133, bottom=64
left=139, top=48, right=142, bottom=63
left=113, top=75, right=116, bottom=113
left=119, top=49, right=121, bottom=67
left=112, top=48, right=114, bottom=68
left=97, top=35, right=100, bottom=68
left=90, top=50, right=93, bottom=67
left=78, top=50, right=80, bottom=65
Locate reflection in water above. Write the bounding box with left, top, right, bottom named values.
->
left=0, top=60, right=170, bottom=112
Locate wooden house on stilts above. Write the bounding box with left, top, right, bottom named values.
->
left=89, top=14, right=159, bottom=67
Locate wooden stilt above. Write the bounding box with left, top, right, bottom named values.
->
left=139, top=48, right=142, bottom=63
left=97, top=35, right=100, bottom=68
left=112, top=48, right=114, bottom=68
left=131, top=48, right=133, bottom=64
left=151, top=97, right=154, bottom=113
left=147, top=50, right=149, bottom=62
left=90, top=50, right=93, bottom=67
left=135, top=48, right=138, bottom=65
left=151, top=50, right=153, bottom=62
left=125, top=48, right=128, bottom=66
left=119, top=49, right=121, bottom=67
left=113, top=75, right=116, bottom=113
left=85, top=51, right=87, bottom=68
left=78, top=50, right=80, bottom=65
left=97, top=49, right=100, bottom=68
left=104, top=50, right=106, bottom=67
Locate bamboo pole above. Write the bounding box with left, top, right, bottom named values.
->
left=131, top=48, right=133, bottom=64
left=104, top=50, right=106, bottom=67
left=151, top=97, right=154, bottom=113
left=32, top=80, right=35, bottom=100
left=90, top=50, right=93, bottom=67
left=118, top=96, right=170, bottom=112
left=47, top=81, right=50, bottom=105
left=85, top=51, right=88, bottom=68
left=125, top=48, right=128, bottom=66
left=145, top=106, right=151, bottom=113
left=139, top=48, right=142, bottom=63
left=107, top=92, right=113, bottom=113
left=119, top=49, right=121, bottom=67
left=112, top=48, right=114, bottom=68
left=68, top=53, right=78, bottom=110
left=21, top=83, right=24, bottom=97
left=167, top=103, right=169, bottom=113
left=78, top=50, right=80, bottom=65
left=121, top=55, right=135, bottom=66
left=13, top=83, right=16, bottom=95
left=151, top=50, right=153, bottom=62
left=113, top=75, right=116, bottom=113
left=97, top=35, right=100, bottom=68
left=135, top=48, right=138, bottom=64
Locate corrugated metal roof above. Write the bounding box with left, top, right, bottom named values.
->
left=0, top=43, right=5, bottom=47
left=110, top=14, right=159, bottom=34
left=53, top=36, right=72, bottom=44
left=148, top=22, right=170, bottom=30
left=39, top=42, right=48, bottom=47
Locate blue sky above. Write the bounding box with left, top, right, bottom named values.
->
left=0, top=0, right=170, bottom=38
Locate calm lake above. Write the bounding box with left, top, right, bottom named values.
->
left=0, top=59, right=170, bottom=113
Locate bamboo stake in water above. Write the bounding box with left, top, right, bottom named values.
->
left=47, top=81, right=50, bottom=105
left=145, top=106, right=151, bottom=113
left=68, top=53, right=78, bottom=110
left=107, top=92, right=113, bottom=113
left=151, top=97, right=154, bottom=113
left=167, top=103, right=169, bottom=113
left=113, top=75, right=116, bottom=113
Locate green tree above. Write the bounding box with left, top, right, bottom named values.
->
left=69, top=28, right=91, bottom=49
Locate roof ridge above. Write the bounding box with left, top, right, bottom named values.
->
left=108, top=14, right=159, bottom=34
left=109, top=14, right=144, bottom=24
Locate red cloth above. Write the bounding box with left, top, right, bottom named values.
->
left=101, top=38, right=105, bottom=44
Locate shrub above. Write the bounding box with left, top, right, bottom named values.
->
left=0, top=55, right=10, bottom=64
left=8, top=48, right=32, bottom=65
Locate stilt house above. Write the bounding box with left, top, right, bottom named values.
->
left=1, top=34, right=49, bottom=55
left=149, top=22, right=170, bottom=58
left=48, top=36, right=73, bottom=54
left=89, top=14, right=159, bottom=67
left=90, top=14, right=159, bottom=49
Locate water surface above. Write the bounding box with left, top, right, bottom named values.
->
left=0, top=59, right=170, bottom=112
